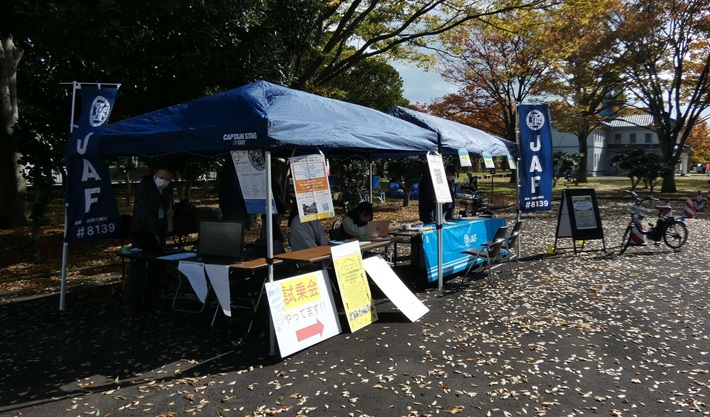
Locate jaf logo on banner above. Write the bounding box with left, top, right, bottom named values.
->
left=64, top=83, right=122, bottom=244
left=518, top=104, right=553, bottom=212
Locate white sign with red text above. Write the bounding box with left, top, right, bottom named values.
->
left=265, top=269, right=341, bottom=357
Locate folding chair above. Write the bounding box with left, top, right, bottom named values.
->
left=461, top=225, right=513, bottom=282
left=506, top=220, right=524, bottom=269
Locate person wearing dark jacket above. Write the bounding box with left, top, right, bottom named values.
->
left=418, top=167, right=437, bottom=224
left=125, top=165, right=175, bottom=316
left=341, top=201, right=374, bottom=238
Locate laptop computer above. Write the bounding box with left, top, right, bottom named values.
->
left=195, top=220, right=245, bottom=263
left=365, top=220, right=390, bottom=239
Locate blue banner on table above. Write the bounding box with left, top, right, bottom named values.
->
left=518, top=104, right=553, bottom=212
left=421, top=218, right=505, bottom=282
left=65, top=84, right=122, bottom=244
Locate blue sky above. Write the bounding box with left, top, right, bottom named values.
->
left=392, top=62, right=458, bottom=105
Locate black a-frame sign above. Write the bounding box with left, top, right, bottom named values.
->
left=554, top=188, right=606, bottom=254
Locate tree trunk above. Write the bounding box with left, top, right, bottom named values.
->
left=402, top=184, right=411, bottom=207
left=0, top=36, right=27, bottom=228
left=577, top=133, right=588, bottom=183
left=0, top=143, right=28, bottom=228
left=660, top=173, right=676, bottom=193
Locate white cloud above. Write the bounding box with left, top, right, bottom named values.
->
left=392, top=62, right=458, bottom=105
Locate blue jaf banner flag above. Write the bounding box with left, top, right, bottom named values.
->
left=518, top=104, right=553, bottom=212
left=65, top=83, right=122, bottom=244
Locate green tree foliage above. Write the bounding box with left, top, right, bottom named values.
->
left=0, top=0, right=546, bottom=231
left=385, top=156, right=427, bottom=207
left=614, top=0, right=710, bottom=192
left=611, top=149, right=673, bottom=192
left=432, top=10, right=552, bottom=142
left=544, top=0, right=626, bottom=184
left=321, top=58, right=409, bottom=111
left=552, top=150, right=582, bottom=187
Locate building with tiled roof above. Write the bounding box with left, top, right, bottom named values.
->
left=551, top=114, right=691, bottom=176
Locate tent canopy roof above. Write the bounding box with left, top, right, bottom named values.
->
left=100, top=81, right=439, bottom=159
left=386, top=106, right=518, bottom=158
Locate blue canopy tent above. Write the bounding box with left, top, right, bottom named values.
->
left=385, top=106, right=518, bottom=157
left=386, top=106, right=519, bottom=290
left=99, top=82, right=438, bottom=158
left=61, top=81, right=439, bottom=321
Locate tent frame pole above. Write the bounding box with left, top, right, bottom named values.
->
left=59, top=81, right=80, bottom=311
left=265, top=151, right=277, bottom=356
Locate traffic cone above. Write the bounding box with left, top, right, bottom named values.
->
left=696, top=191, right=705, bottom=212
left=657, top=199, right=672, bottom=217
left=684, top=196, right=696, bottom=218
left=630, top=223, right=646, bottom=245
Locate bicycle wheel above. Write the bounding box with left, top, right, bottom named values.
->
left=619, top=225, right=632, bottom=254
left=663, top=221, right=688, bottom=249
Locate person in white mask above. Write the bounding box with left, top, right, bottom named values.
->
left=126, top=164, right=176, bottom=316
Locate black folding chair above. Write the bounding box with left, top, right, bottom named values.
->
left=461, top=225, right=513, bottom=282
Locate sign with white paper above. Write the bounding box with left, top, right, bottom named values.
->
left=177, top=261, right=208, bottom=303
left=458, top=149, right=472, bottom=167
left=231, top=150, right=277, bottom=214
left=204, top=264, right=231, bottom=317
left=363, top=255, right=429, bottom=322
left=265, top=269, right=341, bottom=357
left=426, top=153, right=452, bottom=204
left=330, top=241, right=378, bottom=332
left=506, top=153, right=517, bottom=170
left=482, top=152, right=495, bottom=169
left=290, top=154, right=334, bottom=222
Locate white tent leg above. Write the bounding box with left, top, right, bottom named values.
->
left=437, top=202, right=443, bottom=290
left=265, top=151, right=276, bottom=356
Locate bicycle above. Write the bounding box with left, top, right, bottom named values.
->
left=619, top=190, right=688, bottom=254
left=456, top=188, right=489, bottom=217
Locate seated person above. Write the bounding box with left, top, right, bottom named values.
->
left=288, top=200, right=329, bottom=251
left=341, top=201, right=374, bottom=238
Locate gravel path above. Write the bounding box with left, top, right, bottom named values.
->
left=0, top=197, right=708, bottom=417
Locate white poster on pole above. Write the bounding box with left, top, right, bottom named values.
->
left=265, top=269, right=341, bottom=357
left=426, top=153, right=452, bottom=203
left=482, top=152, right=495, bottom=169
left=457, top=148, right=472, bottom=167
left=506, top=153, right=517, bottom=170
left=290, top=154, right=334, bottom=222
left=363, top=255, right=429, bottom=322
left=231, top=150, right=276, bottom=214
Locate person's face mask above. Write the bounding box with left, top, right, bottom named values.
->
left=154, top=176, right=170, bottom=190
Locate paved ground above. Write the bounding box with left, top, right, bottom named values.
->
left=1, top=197, right=709, bottom=417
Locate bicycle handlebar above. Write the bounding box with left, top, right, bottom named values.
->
left=625, top=190, right=659, bottom=203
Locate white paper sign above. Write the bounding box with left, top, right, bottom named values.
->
left=290, top=154, right=334, bottom=222
left=177, top=261, right=208, bottom=303
left=506, top=153, right=517, bottom=170
left=204, top=264, right=231, bottom=317
left=458, top=148, right=472, bottom=167
left=482, top=152, right=495, bottom=169
left=426, top=153, right=452, bottom=204
left=231, top=150, right=277, bottom=214
left=363, top=255, right=429, bottom=322
left=265, top=269, right=341, bottom=357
